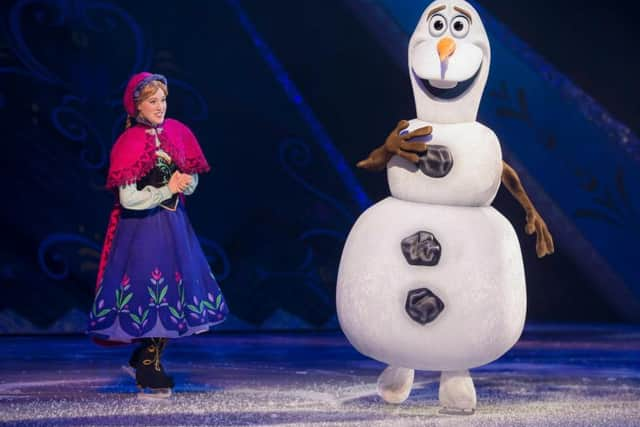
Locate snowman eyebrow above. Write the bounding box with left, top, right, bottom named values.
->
left=453, top=6, right=472, bottom=23
left=427, top=5, right=446, bottom=19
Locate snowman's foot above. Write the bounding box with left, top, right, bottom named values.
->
left=438, top=370, right=476, bottom=415
left=377, top=366, right=414, bottom=404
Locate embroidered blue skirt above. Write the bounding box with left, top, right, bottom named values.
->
left=88, top=203, right=228, bottom=341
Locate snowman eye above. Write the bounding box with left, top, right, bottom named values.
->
left=428, top=14, right=447, bottom=37
left=451, top=15, right=470, bottom=38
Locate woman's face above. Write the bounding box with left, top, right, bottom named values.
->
left=138, top=87, right=166, bottom=126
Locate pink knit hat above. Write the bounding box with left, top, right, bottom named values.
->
left=122, top=72, right=168, bottom=116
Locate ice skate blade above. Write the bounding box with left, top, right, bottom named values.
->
left=137, top=388, right=172, bottom=399
left=121, top=365, right=135, bottom=379
left=439, top=407, right=475, bottom=416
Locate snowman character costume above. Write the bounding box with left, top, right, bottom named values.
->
left=337, top=0, right=554, bottom=414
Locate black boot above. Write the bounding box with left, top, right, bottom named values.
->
left=121, top=340, right=148, bottom=379
left=135, top=338, right=174, bottom=395
left=129, top=340, right=148, bottom=368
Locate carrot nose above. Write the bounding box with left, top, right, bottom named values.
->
left=437, top=36, right=456, bottom=62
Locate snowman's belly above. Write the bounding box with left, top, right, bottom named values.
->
left=337, top=197, right=526, bottom=371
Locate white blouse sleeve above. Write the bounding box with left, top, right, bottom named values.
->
left=119, top=183, right=174, bottom=210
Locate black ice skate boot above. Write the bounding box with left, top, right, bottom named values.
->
left=122, top=340, right=148, bottom=379
left=135, top=338, right=175, bottom=398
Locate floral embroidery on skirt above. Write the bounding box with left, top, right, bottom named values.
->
left=88, top=204, right=228, bottom=341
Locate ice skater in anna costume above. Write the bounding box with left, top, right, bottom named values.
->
left=88, top=72, right=228, bottom=397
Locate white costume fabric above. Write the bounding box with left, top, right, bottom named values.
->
left=337, top=0, right=526, bottom=413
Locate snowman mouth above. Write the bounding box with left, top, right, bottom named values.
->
left=420, top=66, right=481, bottom=100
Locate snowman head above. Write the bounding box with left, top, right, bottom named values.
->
left=409, top=0, right=490, bottom=123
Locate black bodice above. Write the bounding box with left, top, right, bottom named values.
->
left=137, top=155, right=178, bottom=210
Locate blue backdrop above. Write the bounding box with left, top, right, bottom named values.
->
left=0, top=0, right=637, bottom=333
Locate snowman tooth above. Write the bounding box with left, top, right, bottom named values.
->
left=429, top=79, right=458, bottom=89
